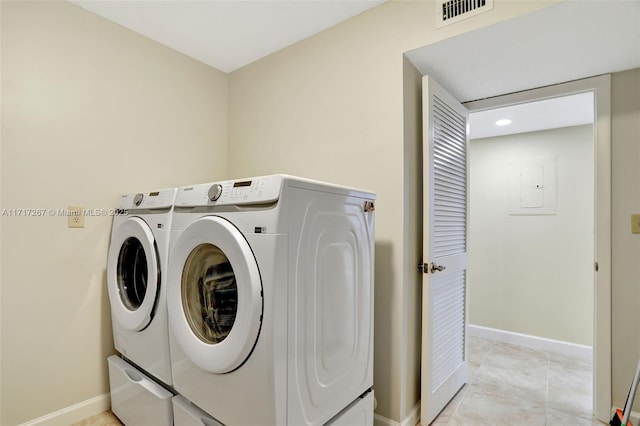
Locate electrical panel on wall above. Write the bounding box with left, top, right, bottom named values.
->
left=436, top=0, right=494, bottom=28
left=508, top=156, right=557, bottom=215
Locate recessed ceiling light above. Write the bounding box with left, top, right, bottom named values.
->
left=496, top=119, right=512, bottom=126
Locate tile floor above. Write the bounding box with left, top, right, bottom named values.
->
left=71, top=410, right=122, bottom=426
left=76, top=336, right=599, bottom=426
left=429, top=335, right=600, bottom=425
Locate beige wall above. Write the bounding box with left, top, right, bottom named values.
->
left=611, top=68, right=640, bottom=409
left=469, top=125, right=594, bottom=346
left=227, top=0, right=555, bottom=422
left=402, top=57, right=423, bottom=422
left=0, top=2, right=228, bottom=424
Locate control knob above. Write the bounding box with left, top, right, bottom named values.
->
left=208, top=184, right=223, bottom=202
left=133, top=193, right=144, bottom=206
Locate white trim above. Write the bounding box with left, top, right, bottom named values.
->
left=374, top=413, right=398, bottom=426
left=374, top=401, right=421, bottom=426
left=19, top=394, right=110, bottom=426
left=401, top=401, right=421, bottom=426
left=469, top=324, right=593, bottom=360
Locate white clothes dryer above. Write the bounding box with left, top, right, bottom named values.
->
left=107, top=188, right=176, bottom=386
left=167, top=175, right=375, bottom=426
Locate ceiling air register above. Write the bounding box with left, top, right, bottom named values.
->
left=436, top=0, right=494, bottom=28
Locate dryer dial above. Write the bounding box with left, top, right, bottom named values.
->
left=133, top=193, right=144, bottom=206
left=208, top=184, right=223, bottom=202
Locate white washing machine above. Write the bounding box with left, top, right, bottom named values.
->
left=167, top=175, right=375, bottom=426
left=107, top=188, right=176, bottom=415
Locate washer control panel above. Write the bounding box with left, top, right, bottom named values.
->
left=120, top=188, right=177, bottom=210
left=176, top=175, right=283, bottom=207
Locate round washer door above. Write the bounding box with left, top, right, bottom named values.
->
left=167, top=216, right=262, bottom=374
left=107, top=217, right=160, bottom=331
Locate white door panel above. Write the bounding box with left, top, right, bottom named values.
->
left=421, top=76, right=469, bottom=425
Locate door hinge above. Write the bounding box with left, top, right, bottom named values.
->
left=595, top=261, right=599, bottom=272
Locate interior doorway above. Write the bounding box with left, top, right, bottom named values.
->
left=467, top=92, right=595, bottom=351
left=464, top=75, right=611, bottom=422
left=467, top=93, right=596, bottom=417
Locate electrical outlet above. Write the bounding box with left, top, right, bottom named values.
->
left=632, top=214, right=640, bottom=234
left=68, top=206, right=84, bottom=228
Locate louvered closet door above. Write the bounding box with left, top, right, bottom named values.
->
left=421, top=76, right=469, bottom=426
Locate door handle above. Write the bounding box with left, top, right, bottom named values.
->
left=430, top=263, right=446, bottom=273
left=417, top=262, right=447, bottom=274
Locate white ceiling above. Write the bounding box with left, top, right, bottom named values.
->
left=406, top=0, right=640, bottom=103
left=71, top=0, right=386, bottom=73
left=406, top=0, right=638, bottom=140
left=469, top=92, right=594, bottom=140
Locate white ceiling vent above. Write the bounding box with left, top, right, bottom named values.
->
left=436, top=0, right=494, bottom=28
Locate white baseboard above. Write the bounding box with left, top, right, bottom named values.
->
left=374, top=413, right=398, bottom=426
left=401, top=401, right=420, bottom=426
left=468, top=324, right=593, bottom=360
left=19, top=394, right=110, bottom=426
left=374, top=401, right=420, bottom=426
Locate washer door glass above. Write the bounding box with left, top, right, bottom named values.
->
left=167, top=215, right=262, bottom=374
left=107, top=217, right=159, bottom=331
left=182, top=244, right=237, bottom=344
left=117, top=237, right=149, bottom=310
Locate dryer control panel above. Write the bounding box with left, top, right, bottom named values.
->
left=120, top=188, right=177, bottom=210
left=176, top=175, right=283, bottom=207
